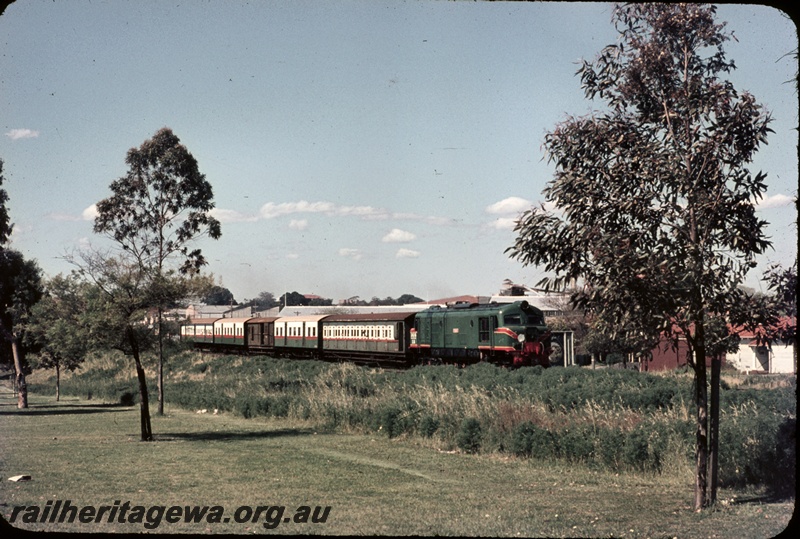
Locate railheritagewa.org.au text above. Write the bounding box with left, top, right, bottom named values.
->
left=8, top=500, right=331, bottom=530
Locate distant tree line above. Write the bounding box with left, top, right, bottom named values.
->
left=200, top=289, right=425, bottom=310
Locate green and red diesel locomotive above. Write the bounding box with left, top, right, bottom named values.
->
left=181, top=300, right=551, bottom=367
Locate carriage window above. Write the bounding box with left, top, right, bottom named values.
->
left=504, top=315, right=522, bottom=325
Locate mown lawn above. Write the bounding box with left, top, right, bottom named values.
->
left=0, top=388, right=794, bottom=537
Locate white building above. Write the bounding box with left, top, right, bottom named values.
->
left=725, top=325, right=796, bottom=374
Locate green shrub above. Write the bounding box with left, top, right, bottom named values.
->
left=119, top=391, right=136, bottom=406
left=595, top=428, right=625, bottom=469
left=556, top=424, right=595, bottom=463
left=771, top=416, right=796, bottom=498
left=718, top=409, right=796, bottom=496
left=622, top=426, right=652, bottom=471
left=456, top=417, right=483, bottom=454
left=375, top=406, right=408, bottom=438
left=418, top=415, right=439, bottom=438
left=509, top=421, right=555, bottom=458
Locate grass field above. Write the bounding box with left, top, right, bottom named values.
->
left=0, top=386, right=794, bottom=537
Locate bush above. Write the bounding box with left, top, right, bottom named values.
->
left=418, top=415, right=439, bottom=438
left=718, top=409, right=796, bottom=496
left=456, top=417, right=483, bottom=454
left=595, top=428, right=625, bottom=469
left=557, top=424, right=595, bottom=463
left=771, top=416, right=796, bottom=498
left=509, top=421, right=555, bottom=458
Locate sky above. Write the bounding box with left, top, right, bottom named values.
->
left=1, top=1, right=797, bottom=304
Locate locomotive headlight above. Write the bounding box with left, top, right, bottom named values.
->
left=517, top=334, right=526, bottom=343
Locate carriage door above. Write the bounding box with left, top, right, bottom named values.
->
left=396, top=322, right=404, bottom=350
left=248, top=324, right=258, bottom=346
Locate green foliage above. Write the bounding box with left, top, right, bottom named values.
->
left=509, top=421, right=556, bottom=458
left=456, top=417, right=482, bottom=454
left=0, top=246, right=44, bottom=400
left=93, top=127, right=221, bottom=276
left=27, top=274, right=91, bottom=378
left=506, top=5, right=776, bottom=509
left=718, top=408, right=796, bottom=497
left=557, top=424, right=595, bottom=463
left=203, top=285, right=236, bottom=305
left=418, top=415, right=440, bottom=438
left=375, top=405, right=409, bottom=439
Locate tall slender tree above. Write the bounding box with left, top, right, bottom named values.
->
left=93, top=127, right=221, bottom=415
left=508, top=4, right=772, bottom=510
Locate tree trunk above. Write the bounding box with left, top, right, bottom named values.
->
left=157, top=307, right=164, bottom=416
left=691, top=318, right=709, bottom=511
left=709, top=353, right=721, bottom=505
left=127, top=327, right=153, bottom=441
left=11, top=336, right=27, bottom=409
left=56, top=362, right=61, bottom=402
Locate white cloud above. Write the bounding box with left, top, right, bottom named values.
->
left=485, top=196, right=532, bottom=215
left=286, top=253, right=300, bottom=260
left=260, top=200, right=335, bottom=219
left=257, top=200, right=453, bottom=226
left=210, top=208, right=259, bottom=223
left=396, top=248, right=420, bottom=258
left=82, top=204, right=99, bottom=221
left=336, top=205, right=387, bottom=219
left=756, top=193, right=794, bottom=210
left=289, top=219, right=308, bottom=230
left=488, top=217, right=518, bottom=231
left=339, top=248, right=362, bottom=260
left=5, top=128, right=40, bottom=140
left=382, top=228, right=416, bottom=243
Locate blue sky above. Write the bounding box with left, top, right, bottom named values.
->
left=1, top=1, right=797, bottom=303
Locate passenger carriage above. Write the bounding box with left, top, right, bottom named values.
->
left=180, top=317, right=220, bottom=349
left=273, top=315, right=328, bottom=358
left=213, top=317, right=251, bottom=350
left=320, top=312, right=416, bottom=364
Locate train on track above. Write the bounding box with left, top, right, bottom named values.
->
left=181, top=300, right=552, bottom=367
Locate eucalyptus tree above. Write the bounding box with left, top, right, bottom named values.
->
left=27, top=274, right=91, bottom=401
left=93, top=127, right=221, bottom=415
left=0, top=158, right=45, bottom=409
left=508, top=4, right=772, bottom=509
left=0, top=249, right=44, bottom=409
left=69, top=250, right=159, bottom=440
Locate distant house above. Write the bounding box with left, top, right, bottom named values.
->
left=646, top=338, right=696, bottom=372
left=725, top=319, right=796, bottom=374
left=643, top=318, right=796, bottom=374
